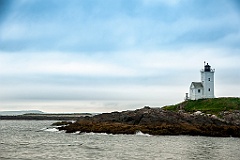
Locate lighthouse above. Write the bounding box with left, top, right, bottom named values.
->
left=201, top=62, right=215, bottom=98
left=189, top=62, right=215, bottom=100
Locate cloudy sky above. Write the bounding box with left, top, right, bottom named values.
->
left=0, top=0, right=240, bottom=113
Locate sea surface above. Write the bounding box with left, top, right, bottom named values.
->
left=0, top=120, right=240, bottom=160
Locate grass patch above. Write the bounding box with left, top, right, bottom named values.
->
left=163, top=97, right=240, bottom=115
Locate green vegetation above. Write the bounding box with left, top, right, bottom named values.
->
left=163, top=97, right=240, bottom=115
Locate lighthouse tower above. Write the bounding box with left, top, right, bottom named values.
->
left=201, top=62, right=215, bottom=98
left=189, top=62, right=215, bottom=100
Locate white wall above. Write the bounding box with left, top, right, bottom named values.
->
left=201, top=71, right=214, bottom=98
left=189, top=85, right=204, bottom=100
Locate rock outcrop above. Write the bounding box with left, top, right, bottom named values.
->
left=221, top=110, right=240, bottom=125
left=58, top=107, right=240, bottom=137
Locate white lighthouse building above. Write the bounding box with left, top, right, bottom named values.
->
left=189, top=62, right=215, bottom=100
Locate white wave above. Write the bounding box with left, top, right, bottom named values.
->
left=135, top=131, right=151, bottom=137
left=83, top=132, right=112, bottom=136
left=39, top=127, right=47, bottom=131
left=19, top=142, right=30, bottom=145
left=82, top=131, right=151, bottom=136
left=72, top=131, right=81, bottom=134
left=44, top=128, right=59, bottom=132
left=51, top=125, right=66, bottom=127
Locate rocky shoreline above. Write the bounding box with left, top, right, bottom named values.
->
left=57, top=107, right=240, bottom=137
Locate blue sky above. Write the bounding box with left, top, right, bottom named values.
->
left=0, top=0, right=240, bottom=113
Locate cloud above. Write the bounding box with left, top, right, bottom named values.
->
left=1, top=0, right=239, bottom=52
left=0, top=48, right=239, bottom=112
left=0, top=52, right=137, bottom=77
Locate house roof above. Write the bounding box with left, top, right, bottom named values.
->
left=191, top=82, right=203, bottom=88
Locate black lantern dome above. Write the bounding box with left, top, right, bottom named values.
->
left=204, top=63, right=211, bottom=72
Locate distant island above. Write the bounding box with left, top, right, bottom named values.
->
left=57, top=97, right=240, bottom=137
left=0, top=110, right=44, bottom=116
left=0, top=110, right=93, bottom=120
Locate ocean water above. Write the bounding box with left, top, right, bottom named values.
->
left=0, top=120, right=240, bottom=160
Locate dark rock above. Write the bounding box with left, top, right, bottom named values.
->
left=52, top=121, right=72, bottom=126
left=58, top=107, right=240, bottom=137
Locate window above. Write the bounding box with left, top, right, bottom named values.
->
left=208, top=78, right=210, bottom=81
left=209, top=88, right=210, bottom=91
left=198, top=89, right=201, bottom=93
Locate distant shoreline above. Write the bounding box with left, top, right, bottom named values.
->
left=0, top=113, right=92, bottom=121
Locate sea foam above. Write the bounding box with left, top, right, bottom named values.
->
left=135, top=131, right=151, bottom=137
left=42, top=127, right=62, bottom=133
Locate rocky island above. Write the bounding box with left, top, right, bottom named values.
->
left=57, top=97, right=240, bottom=137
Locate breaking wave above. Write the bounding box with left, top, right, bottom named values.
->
left=135, top=131, right=151, bottom=136
left=83, top=132, right=111, bottom=136
left=40, top=127, right=63, bottom=133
